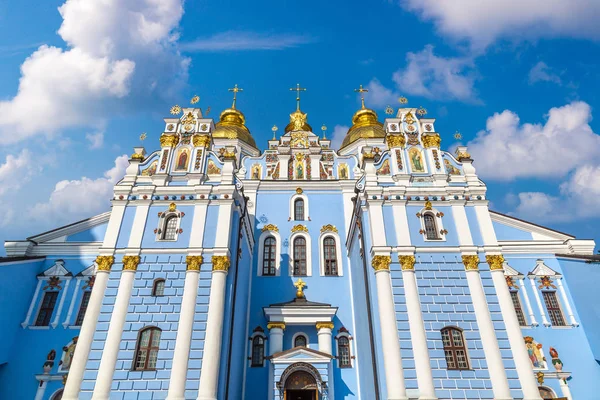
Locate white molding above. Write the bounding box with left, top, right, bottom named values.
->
left=52, top=278, right=71, bottom=328
left=518, top=278, right=538, bottom=326
left=489, top=211, right=574, bottom=241
left=22, top=279, right=42, bottom=328
left=155, top=209, right=182, bottom=242
left=289, top=193, right=309, bottom=221
left=529, top=277, right=551, bottom=327
left=528, top=259, right=561, bottom=277
left=318, top=231, right=343, bottom=276
left=334, top=331, right=353, bottom=369
left=291, top=332, right=310, bottom=349
left=418, top=207, right=447, bottom=242
left=27, top=212, right=111, bottom=244
left=41, top=260, right=71, bottom=276
left=264, top=307, right=336, bottom=325
left=257, top=230, right=281, bottom=277
left=63, top=279, right=82, bottom=328
left=289, top=231, right=312, bottom=276
left=248, top=330, right=267, bottom=368
left=556, top=279, right=578, bottom=326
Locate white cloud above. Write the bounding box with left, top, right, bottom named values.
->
left=399, top=0, right=600, bottom=50
left=0, top=150, right=39, bottom=196
left=181, top=31, right=313, bottom=52
left=528, top=61, right=562, bottom=85
left=86, top=131, right=104, bottom=149
left=365, top=79, right=397, bottom=109
left=468, top=101, right=600, bottom=181
left=0, top=0, right=188, bottom=144
left=330, top=125, right=349, bottom=149
left=29, top=155, right=129, bottom=225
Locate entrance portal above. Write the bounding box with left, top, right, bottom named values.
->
left=286, top=389, right=315, bottom=400
left=284, top=371, right=318, bottom=400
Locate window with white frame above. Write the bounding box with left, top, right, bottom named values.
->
left=156, top=203, right=183, bottom=242
left=294, top=334, right=308, bottom=348
left=417, top=203, right=447, bottom=241
left=289, top=193, right=309, bottom=221
left=335, top=327, right=354, bottom=368
left=258, top=228, right=281, bottom=276
left=74, top=291, right=91, bottom=326
left=510, top=291, right=527, bottom=326
left=319, top=227, right=343, bottom=276
left=542, top=291, right=566, bottom=326
left=293, top=237, right=307, bottom=276
left=441, top=327, right=470, bottom=370
left=289, top=230, right=312, bottom=276
left=528, top=260, right=577, bottom=327
left=248, top=326, right=267, bottom=367
left=262, top=237, right=277, bottom=276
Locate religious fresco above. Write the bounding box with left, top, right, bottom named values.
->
left=408, top=147, right=425, bottom=173
left=141, top=160, right=158, bottom=176
left=376, top=159, right=391, bottom=176
left=60, top=337, right=79, bottom=371
left=338, top=163, right=349, bottom=180
left=524, top=336, right=547, bottom=369
left=174, top=148, right=190, bottom=171
left=444, top=159, right=460, bottom=175
left=251, top=164, right=262, bottom=180
left=207, top=159, right=221, bottom=175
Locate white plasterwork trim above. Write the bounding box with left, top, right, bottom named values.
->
left=289, top=193, right=309, bottom=221
left=291, top=332, right=310, bottom=350
left=289, top=231, right=312, bottom=277
left=257, top=230, right=281, bottom=277
left=334, top=331, right=354, bottom=368
left=418, top=206, right=447, bottom=242
left=319, top=231, right=343, bottom=276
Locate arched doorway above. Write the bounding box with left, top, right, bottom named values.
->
left=285, top=371, right=317, bottom=400
left=539, top=386, right=556, bottom=399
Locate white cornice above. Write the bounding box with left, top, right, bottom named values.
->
left=27, top=212, right=111, bottom=244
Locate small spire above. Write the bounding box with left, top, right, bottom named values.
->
left=354, top=84, right=369, bottom=109
left=271, top=125, right=278, bottom=140
left=289, top=83, right=306, bottom=111
left=321, top=124, right=327, bottom=139
left=228, top=84, right=243, bottom=109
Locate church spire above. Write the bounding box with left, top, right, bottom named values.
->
left=228, top=84, right=243, bottom=109
left=285, top=83, right=311, bottom=132
left=354, top=84, right=369, bottom=109
left=289, top=83, right=306, bottom=111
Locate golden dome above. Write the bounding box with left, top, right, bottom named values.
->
left=212, top=107, right=257, bottom=149
left=340, top=106, right=385, bottom=149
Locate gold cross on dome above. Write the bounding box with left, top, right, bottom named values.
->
left=290, top=83, right=307, bottom=111
left=294, top=278, right=307, bottom=299
left=228, top=84, right=243, bottom=109
left=354, top=84, right=369, bottom=109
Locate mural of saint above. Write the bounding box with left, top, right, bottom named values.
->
left=141, top=160, right=158, bottom=176
left=296, top=162, right=304, bottom=179
left=409, top=147, right=425, bottom=173
left=175, top=148, right=189, bottom=171
left=207, top=159, right=221, bottom=175
left=444, top=159, right=460, bottom=175
left=376, top=159, right=391, bottom=176
left=524, top=336, right=546, bottom=369
left=60, top=337, right=79, bottom=371
left=251, top=164, right=261, bottom=180
left=338, top=164, right=348, bottom=180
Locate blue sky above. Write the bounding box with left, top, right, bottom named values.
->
left=1, top=0, right=599, bottom=254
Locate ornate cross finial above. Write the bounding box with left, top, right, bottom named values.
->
left=271, top=125, right=278, bottom=140
left=290, top=83, right=306, bottom=111
left=294, top=278, right=307, bottom=299
left=354, top=84, right=369, bottom=109
left=321, top=124, right=327, bottom=139
left=228, top=84, right=243, bottom=109
left=139, top=132, right=147, bottom=144
left=454, top=131, right=462, bottom=140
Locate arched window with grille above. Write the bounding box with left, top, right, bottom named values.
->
left=134, top=327, right=161, bottom=370
left=262, top=237, right=276, bottom=276
left=152, top=279, right=165, bottom=297
left=324, top=237, right=337, bottom=275
left=423, top=213, right=439, bottom=240
left=162, top=215, right=178, bottom=240
left=294, top=334, right=307, bottom=348
left=337, top=336, right=351, bottom=368
left=251, top=336, right=265, bottom=367
left=294, top=198, right=304, bottom=221
left=293, top=237, right=307, bottom=276
left=441, top=327, right=470, bottom=370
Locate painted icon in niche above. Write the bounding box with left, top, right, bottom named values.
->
left=524, top=336, right=547, bottom=369
left=60, top=337, right=78, bottom=371
left=141, top=160, right=158, bottom=176
left=444, top=159, right=460, bottom=175
left=376, top=159, right=391, bottom=176
left=175, top=148, right=190, bottom=171
left=338, top=163, right=349, bottom=180
left=251, top=164, right=262, bottom=180
left=408, top=147, right=425, bottom=173
left=207, top=159, right=221, bottom=175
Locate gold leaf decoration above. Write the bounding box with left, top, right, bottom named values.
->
left=170, top=105, right=182, bottom=115
left=320, top=224, right=338, bottom=234
left=261, top=224, right=279, bottom=232
left=486, top=255, right=505, bottom=271
left=95, top=256, right=115, bottom=271
left=462, top=255, right=480, bottom=271
left=122, top=255, right=141, bottom=271
left=399, top=255, right=416, bottom=271
left=212, top=255, right=230, bottom=272
left=186, top=255, right=203, bottom=271
left=372, top=255, right=391, bottom=271
left=291, top=224, right=308, bottom=233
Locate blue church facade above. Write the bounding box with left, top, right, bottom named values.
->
left=1, top=88, right=599, bottom=400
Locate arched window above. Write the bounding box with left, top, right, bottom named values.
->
left=262, top=237, right=276, bottom=276
left=538, top=387, right=556, bottom=399
left=294, top=334, right=307, bottom=348
left=162, top=215, right=178, bottom=240
left=337, top=336, right=351, bottom=368
left=251, top=336, right=265, bottom=367
left=293, top=237, right=307, bottom=276
left=294, top=198, right=304, bottom=221
left=441, top=327, right=469, bottom=370
left=134, top=327, right=161, bottom=370
left=324, top=237, right=337, bottom=275
left=50, top=389, right=64, bottom=400
left=423, top=213, right=439, bottom=240
left=152, top=279, right=165, bottom=297
left=74, top=291, right=91, bottom=326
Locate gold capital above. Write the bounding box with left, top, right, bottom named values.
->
left=122, top=255, right=141, bottom=271
left=212, top=255, right=230, bottom=272
left=316, top=322, right=334, bottom=330
left=386, top=134, right=406, bottom=148
left=95, top=256, right=114, bottom=272
left=160, top=134, right=179, bottom=148
left=186, top=255, right=203, bottom=271
left=486, top=255, right=505, bottom=271
left=267, top=322, right=286, bottom=330
left=422, top=133, right=441, bottom=148
left=462, top=255, right=480, bottom=271
left=192, top=134, right=211, bottom=148
left=399, top=255, right=416, bottom=271
left=372, top=255, right=391, bottom=271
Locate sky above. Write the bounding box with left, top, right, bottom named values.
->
left=1, top=0, right=599, bottom=254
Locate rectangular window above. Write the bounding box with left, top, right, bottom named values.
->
left=75, top=291, right=92, bottom=326
left=543, top=291, right=566, bottom=326
left=510, top=291, right=527, bottom=326
left=35, top=291, right=59, bottom=326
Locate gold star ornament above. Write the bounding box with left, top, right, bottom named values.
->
left=191, top=95, right=200, bottom=104
left=170, top=105, right=182, bottom=115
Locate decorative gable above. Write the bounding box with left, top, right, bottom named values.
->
left=77, top=263, right=96, bottom=277
left=503, top=262, right=524, bottom=278
left=528, top=259, right=561, bottom=277
left=39, top=260, right=71, bottom=277
left=271, top=346, right=332, bottom=363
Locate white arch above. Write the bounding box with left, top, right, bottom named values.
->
left=257, top=230, right=281, bottom=276
left=288, top=231, right=312, bottom=276
left=289, top=193, right=310, bottom=221
left=291, top=331, right=310, bottom=349
left=334, top=329, right=354, bottom=368
left=319, top=231, right=343, bottom=276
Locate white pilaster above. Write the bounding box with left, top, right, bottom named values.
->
left=391, top=203, right=411, bottom=246
left=518, top=278, right=537, bottom=326
left=488, top=257, right=542, bottom=400
left=167, top=256, right=202, bottom=400
left=102, top=204, right=127, bottom=249
left=92, top=256, right=139, bottom=400
left=451, top=204, right=474, bottom=246
left=473, top=203, right=498, bottom=245
left=268, top=325, right=284, bottom=355
left=22, top=279, right=43, bottom=327
left=51, top=278, right=71, bottom=328
left=127, top=204, right=150, bottom=248
left=400, top=256, right=436, bottom=400
left=367, top=201, right=387, bottom=247
left=197, top=256, right=230, bottom=400
left=529, top=278, right=550, bottom=326
left=63, top=278, right=82, bottom=328
left=34, top=381, right=47, bottom=400
left=188, top=203, right=209, bottom=248
left=63, top=257, right=113, bottom=400
left=559, top=378, right=573, bottom=400
left=316, top=323, right=333, bottom=355
left=462, top=256, right=512, bottom=400
left=556, top=279, right=578, bottom=326
left=214, top=201, right=234, bottom=248
left=372, top=256, right=407, bottom=400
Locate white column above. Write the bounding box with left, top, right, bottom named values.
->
left=63, top=257, right=114, bottom=400
left=197, top=256, right=230, bottom=400
left=462, top=255, right=512, bottom=400
left=391, top=203, right=411, bottom=246
left=372, top=256, right=407, bottom=400
left=22, top=279, right=43, bottom=327
left=127, top=204, right=150, bottom=248
left=92, top=256, right=139, bottom=400
left=267, top=324, right=284, bottom=355
left=167, top=256, right=202, bottom=400
left=400, top=256, right=437, bottom=400
left=34, top=380, right=47, bottom=400
left=519, top=278, right=538, bottom=326
left=316, top=323, right=333, bottom=355
left=52, top=278, right=71, bottom=328
left=63, top=279, right=83, bottom=328
left=529, top=278, right=550, bottom=326
left=556, top=279, right=578, bottom=326
left=559, top=378, right=573, bottom=400
left=487, top=257, right=542, bottom=400
left=451, top=203, right=474, bottom=247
